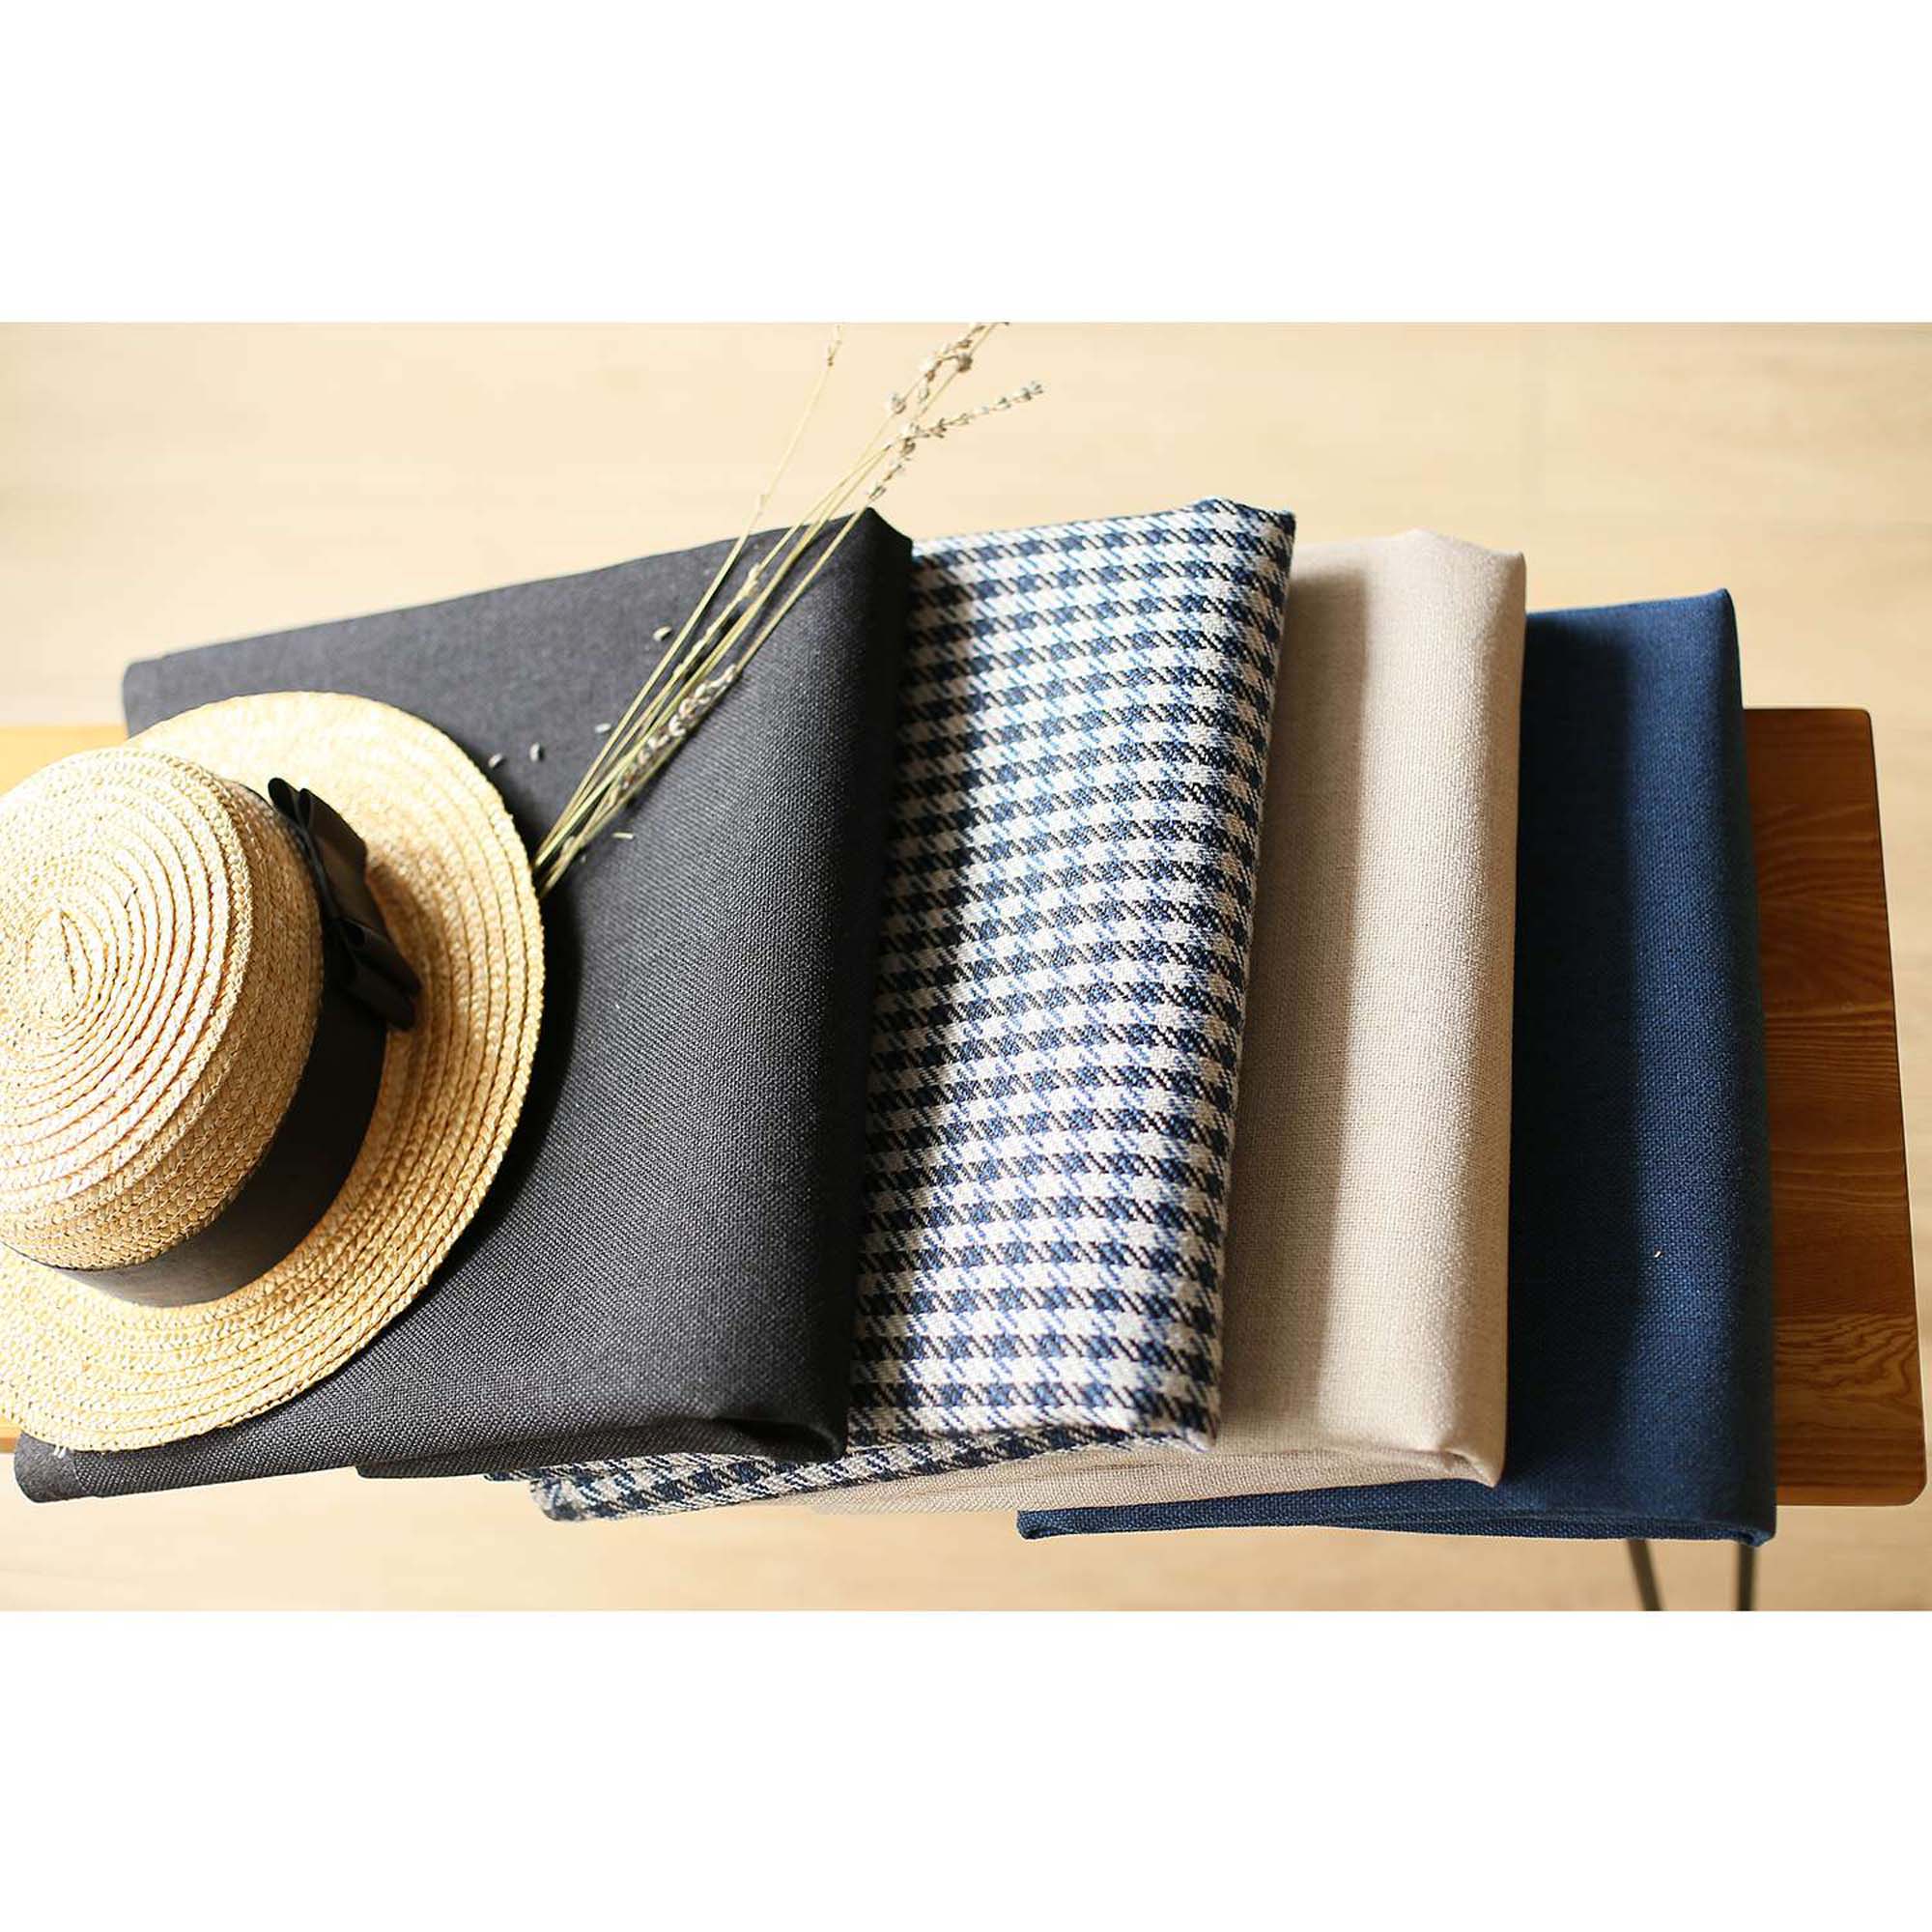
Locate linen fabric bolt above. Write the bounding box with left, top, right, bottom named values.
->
left=14, top=515, right=910, bottom=1500
left=526, top=499, right=1295, bottom=1520
left=815, top=531, right=1524, bottom=1515
left=1021, top=591, right=1778, bottom=1547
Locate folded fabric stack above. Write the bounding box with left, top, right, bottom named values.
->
left=1021, top=592, right=1776, bottom=1546
left=814, top=531, right=1525, bottom=1516
left=528, top=500, right=1293, bottom=1517
left=3, top=495, right=1776, bottom=1548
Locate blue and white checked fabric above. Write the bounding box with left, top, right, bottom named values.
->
left=527, top=499, right=1294, bottom=1518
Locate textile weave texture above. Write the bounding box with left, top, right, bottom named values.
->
left=528, top=498, right=1295, bottom=1520
left=1021, top=591, right=1778, bottom=1547
left=15, top=516, right=910, bottom=1500
left=815, top=530, right=1525, bottom=1515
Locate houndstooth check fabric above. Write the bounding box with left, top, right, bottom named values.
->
left=525, top=499, right=1294, bottom=1519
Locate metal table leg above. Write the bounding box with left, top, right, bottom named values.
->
left=1626, top=1539, right=1663, bottom=1610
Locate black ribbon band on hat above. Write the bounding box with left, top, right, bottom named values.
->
left=268, top=778, right=421, bottom=1033
left=44, top=781, right=420, bottom=1310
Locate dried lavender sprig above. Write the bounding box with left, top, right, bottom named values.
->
left=538, top=328, right=845, bottom=869
left=537, top=333, right=990, bottom=886
left=535, top=327, right=937, bottom=881
left=533, top=338, right=1002, bottom=892
left=535, top=377, right=965, bottom=887
left=546, top=668, right=743, bottom=861
left=919, top=383, right=1045, bottom=438
left=533, top=326, right=1033, bottom=895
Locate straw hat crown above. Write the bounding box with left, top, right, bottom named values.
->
left=0, top=693, right=544, bottom=1452
left=0, top=747, right=324, bottom=1271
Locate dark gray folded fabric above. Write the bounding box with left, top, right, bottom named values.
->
left=15, top=513, right=911, bottom=1500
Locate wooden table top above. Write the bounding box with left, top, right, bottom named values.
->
left=1747, top=710, right=1922, bottom=1504
left=0, top=712, right=1922, bottom=1505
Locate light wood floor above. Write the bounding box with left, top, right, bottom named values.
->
left=2, top=325, right=1926, bottom=1608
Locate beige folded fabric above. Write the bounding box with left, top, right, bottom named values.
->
left=816, top=530, right=1525, bottom=1515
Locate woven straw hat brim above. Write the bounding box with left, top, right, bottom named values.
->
left=0, top=693, right=544, bottom=1450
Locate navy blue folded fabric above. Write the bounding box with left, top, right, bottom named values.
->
left=1020, top=591, right=1777, bottom=1547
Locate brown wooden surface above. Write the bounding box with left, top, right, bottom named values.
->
left=0, top=710, right=1921, bottom=1500
left=1747, top=709, right=1923, bottom=1504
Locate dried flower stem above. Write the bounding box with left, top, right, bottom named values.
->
left=536, top=325, right=931, bottom=886
left=532, top=325, right=1041, bottom=895
left=549, top=327, right=847, bottom=839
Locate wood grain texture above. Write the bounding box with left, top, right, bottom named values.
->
left=1747, top=709, right=1923, bottom=1504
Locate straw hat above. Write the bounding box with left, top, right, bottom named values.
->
left=0, top=693, right=544, bottom=1450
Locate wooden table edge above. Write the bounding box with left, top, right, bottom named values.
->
left=1747, top=707, right=1923, bottom=1508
